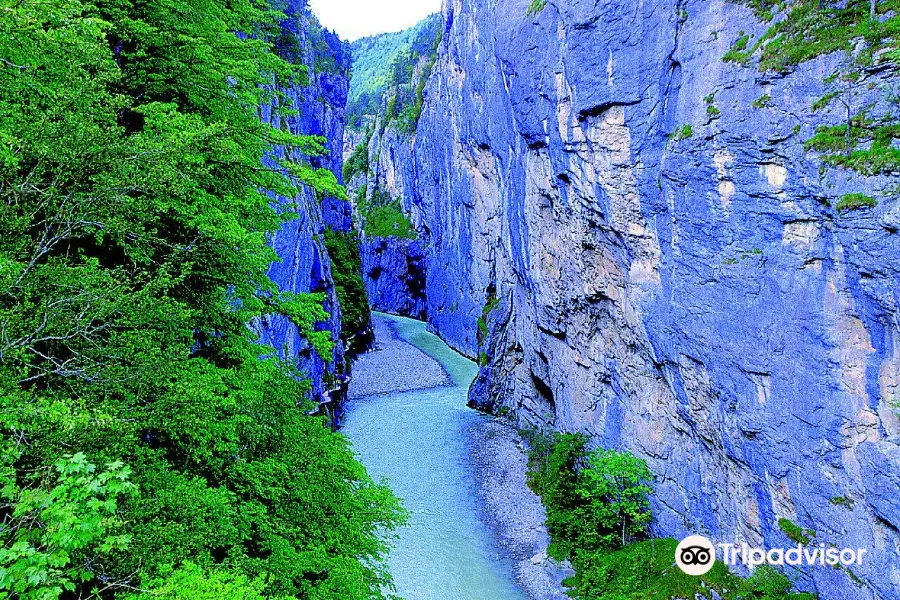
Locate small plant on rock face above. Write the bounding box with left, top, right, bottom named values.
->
left=476, top=294, right=500, bottom=366
left=753, top=94, right=772, bottom=108
left=829, top=496, right=856, bottom=510
left=670, top=124, right=694, bottom=142
left=526, top=0, right=547, bottom=16
left=778, top=517, right=816, bottom=545
left=836, top=193, right=878, bottom=212
left=723, top=32, right=752, bottom=63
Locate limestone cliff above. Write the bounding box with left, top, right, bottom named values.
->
left=364, top=0, right=900, bottom=597
left=256, top=1, right=355, bottom=417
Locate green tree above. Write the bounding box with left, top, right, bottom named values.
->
left=0, top=0, right=403, bottom=598
left=573, top=449, right=654, bottom=550
left=323, top=228, right=372, bottom=352
left=526, top=434, right=652, bottom=559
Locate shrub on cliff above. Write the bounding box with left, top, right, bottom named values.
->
left=364, top=202, right=418, bottom=239
left=343, top=136, right=371, bottom=182
left=324, top=228, right=373, bottom=352
left=357, top=188, right=417, bottom=240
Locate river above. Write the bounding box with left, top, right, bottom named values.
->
left=342, top=313, right=529, bottom=600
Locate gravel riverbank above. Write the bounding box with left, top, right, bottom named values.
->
left=348, top=315, right=449, bottom=399
left=468, top=418, right=574, bottom=600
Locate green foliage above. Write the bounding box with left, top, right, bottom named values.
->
left=565, top=539, right=816, bottom=600
left=343, top=135, right=372, bottom=182
left=670, top=124, right=694, bottom=141
left=358, top=188, right=417, bottom=239
left=379, top=25, right=443, bottom=135
left=778, top=518, right=816, bottom=545
left=727, top=0, right=900, bottom=72
left=477, top=296, right=501, bottom=342
left=127, top=563, right=267, bottom=600
left=753, top=94, right=772, bottom=108
left=707, top=105, right=722, bottom=118
left=347, top=14, right=442, bottom=127
left=723, top=32, right=752, bottom=63
left=324, top=228, right=372, bottom=351
left=0, top=454, right=134, bottom=599
left=726, top=2, right=900, bottom=190
left=836, top=193, right=879, bottom=212
left=805, top=114, right=900, bottom=175
left=573, top=450, right=654, bottom=551
left=309, top=21, right=347, bottom=76
left=476, top=295, right=500, bottom=366
left=527, top=0, right=549, bottom=16
left=829, top=495, right=856, bottom=510
left=0, top=0, right=403, bottom=598
left=526, top=435, right=813, bottom=600
left=525, top=434, right=653, bottom=560
left=364, top=203, right=418, bottom=239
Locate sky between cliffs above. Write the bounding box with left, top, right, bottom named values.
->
left=309, top=0, right=442, bottom=41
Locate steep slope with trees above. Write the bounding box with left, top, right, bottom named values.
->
left=0, top=1, right=400, bottom=598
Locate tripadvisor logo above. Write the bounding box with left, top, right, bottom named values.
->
left=675, top=535, right=869, bottom=576
left=676, top=535, right=716, bottom=576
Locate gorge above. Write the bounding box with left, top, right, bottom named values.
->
left=335, top=1, right=900, bottom=599
left=2, top=0, right=898, bottom=598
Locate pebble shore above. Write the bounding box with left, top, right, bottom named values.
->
left=468, top=418, right=574, bottom=600
left=348, top=316, right=449, bottom=399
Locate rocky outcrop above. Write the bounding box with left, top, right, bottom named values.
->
left=256, top=1, right=354, bottom=419
left=367, top=0, right=900, bottom=597
left=360, top=237, right=428, bottom=319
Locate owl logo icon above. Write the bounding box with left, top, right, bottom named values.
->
left=676, top=535, right=716, bottom=576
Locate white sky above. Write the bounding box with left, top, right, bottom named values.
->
left=309, top=0, right=442, bottom=42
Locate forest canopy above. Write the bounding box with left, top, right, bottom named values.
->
left=0, top=0, right=403, bottom=598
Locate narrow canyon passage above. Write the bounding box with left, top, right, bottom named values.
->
left=342, top=314, right=529, bottom=600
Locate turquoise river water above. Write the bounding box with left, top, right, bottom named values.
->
left=342, top=314, right=528, bottom=600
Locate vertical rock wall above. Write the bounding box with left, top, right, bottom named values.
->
left=348, top=65, right=434, bottom=320
left=256, top=1, right=354, bottom=414
left=359, top=237, right=428, bottom=319
left=370, top=0, right=900, bottom=597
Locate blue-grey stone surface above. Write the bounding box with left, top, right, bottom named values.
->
left=360, top=237, right=428, bottom=319
left=255, top=1, right=354, bottom=408
left=360, top=0, right=900, bottom=597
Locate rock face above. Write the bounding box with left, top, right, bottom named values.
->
left=369, top=0, right=900, bottom=597
left=360, top=237, right=428, bottom=319
left=256, top=1, right=354, bottom=415
left=353, top=122, right=432, bottom=320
